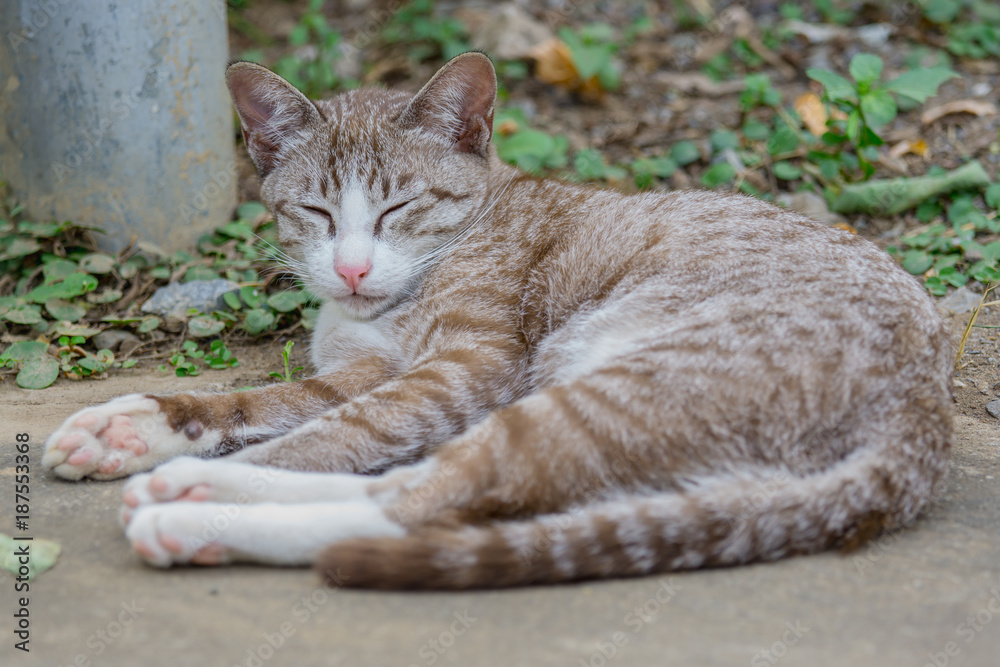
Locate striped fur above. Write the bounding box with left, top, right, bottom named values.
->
left=44, top=54, right=951, bottom=588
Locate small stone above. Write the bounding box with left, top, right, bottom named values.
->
left=141, top=279, right=239, bottom=319
left=93, top=329, right=141, bottom=355
left=936, top=287, right=982, bottom=315
left=987, top=399, right=1000, bottom=419
left=470, top=4, right=555, bottom=61
left=953, top=378, right=966, bottom=388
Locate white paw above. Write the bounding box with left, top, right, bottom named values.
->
left=42, top=394, right=164, bottom=480
left=119, top=457, right=216, bottom=526
left=126, top=503, right=238, bottom=567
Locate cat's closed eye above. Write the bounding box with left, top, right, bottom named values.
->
left=375, top=199, right=415, bottom=236
left=302, top=206, right=335, bottom=236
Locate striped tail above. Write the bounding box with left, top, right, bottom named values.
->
left=315, top=449, right=940, bottom=590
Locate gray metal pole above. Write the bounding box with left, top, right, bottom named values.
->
left=0, top=0, right=236, bottom=253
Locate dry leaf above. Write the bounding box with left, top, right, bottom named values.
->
left=529, top=38, right=578, bottom=89
left=794, top=92, right=828, bottom=136
left=888, top=138, right=929, bottom=159
left=921, top=99, right=998, bottom=125
left=496, top=119, right=520, bottom=136
left=528, top=38, right=605, bottom=101
left=833, top=222, right=857, bottom=234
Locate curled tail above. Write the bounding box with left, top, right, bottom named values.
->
left=316, top=448, right=944, bottom=590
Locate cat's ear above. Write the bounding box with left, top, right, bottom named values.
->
left=399, top=52, right=497, bottom=157
left=225, top=61, right=322, bottom=176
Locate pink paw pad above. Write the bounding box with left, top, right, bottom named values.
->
left=67, top=448, right=94, bottom=465
left=190, top=544, right=226, bottom=565
left=57, top=433, right=85, bottom=451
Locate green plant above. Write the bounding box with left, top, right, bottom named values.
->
left=557, top=23, right=622, bottom=92
left=493, top=109, right=569, bottom=174
left=164, top=339, right=239, bottom=377
left=807, top=53, right=957, bottom=178
left=270, top=341, right=304, bottom=382
left=382, top=0, right=470, bottom=62
left=270, top=0, right=349, bottom=98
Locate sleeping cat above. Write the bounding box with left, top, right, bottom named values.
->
left=42, top=53, right=952, bottom=589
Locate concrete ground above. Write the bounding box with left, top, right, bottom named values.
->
left=2, top=346, right=999, bottom=667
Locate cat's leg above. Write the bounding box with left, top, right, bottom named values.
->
left=221, top=328, right=528, bottom=474
left=43, top=360, right=392, bottom=480
left=124, top=500, right=402, bottom=567
left=118, top=456, right=372, bottom=524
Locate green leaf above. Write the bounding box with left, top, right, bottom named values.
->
left=217, top=222, right=256, bottom=241
left=806, top=68, right=856, bottom=102
left=860, top=90, right=897, bottom=128
left=986, top=184, right=1000, bottom=210
left=742, top=119, right=771, bottom=141
left=3, top=305, right=43, bottom=324
left=301, top=307, right=320, bottom=330
left=882, top=67, right=959, bottom=103
left=188, top=315, right=226, bottom=338
left=45, top=298, right=87, bottom=322
left=670, top=141, right=701, bottom=166
left=710, top=129, right=740, bottom=153
left=772, top=161, right=802, bottom=180
left=701, top=163, right=736, bottom=188
left=240, top=285, right=264, bottom=308
left=236, top=201, right=269, bottom=223
left=78, top=253, right=116, bottom=274
left=59, top=273, right=99, bottom=297
left=184, top=266, right=219, bottom=283
left=17, top=220, right=68, bottom=238
left=937, top=266, right=967, bottom=287
left=42, top=259, right=78, bottom=284
left=767, top=126, right=799, bottom=155
left=0, top=237, right=41, bottom=261
left=137, top=316, right=160, bottom=333
left=1, top=340, right=49, bottom=363
left=223, top=291, right=242, bottom=310
left=243, top=308, right=276, bottom=335
left=87, top=288, right=124, bottom=304
left=48, top=323, right=101, bottom=339
left=16, top=357, right=60, bottom=389
left=849, top=54, right=883, bottom=86
left=26, top=283, right=64, bottom=304
left=121, top=359, right=138, bottom=369
left=0, top=534, right=61, bottom=578
left=901, top=250, right=933, bottom=275
left=266, top=290, right=305, bottom=313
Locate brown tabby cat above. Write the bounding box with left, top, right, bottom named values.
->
left=43, top=53, right=952, bottom=589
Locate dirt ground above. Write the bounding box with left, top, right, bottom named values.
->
left=1, top=313, right=999, bottom=667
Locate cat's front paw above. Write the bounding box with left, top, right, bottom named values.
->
left=43, top=394, right=208, bottom=481
left=126, top=503, right=235, bottom=567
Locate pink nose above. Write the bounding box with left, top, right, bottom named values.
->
left=336, top=261, right=371, bottom=292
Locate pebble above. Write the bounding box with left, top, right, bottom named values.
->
left=93, top=329, right=141, bottom=355
left=987, top=400, right=1000, bottom=420
left=140, top=279, right=239, bottom=319
left=936, top=287, right=983, bottom=315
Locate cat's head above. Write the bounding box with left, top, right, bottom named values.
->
left=225, top=53, right=498, bottom=319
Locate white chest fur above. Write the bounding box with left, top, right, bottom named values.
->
left=310, top=300, right=398, bottom=374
